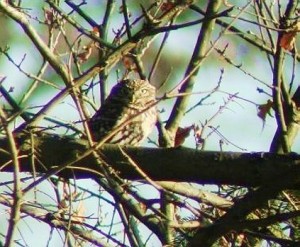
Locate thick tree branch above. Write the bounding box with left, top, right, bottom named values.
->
left=165, top=0, right=222, bottom=141
left=0, top=135, right=300, bottom=189
left=189, top=168, right=300, bottom=246
left=270, top=0, right=300, bottom=153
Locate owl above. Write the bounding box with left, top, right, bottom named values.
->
left=87, top=79, right=157, bottom=146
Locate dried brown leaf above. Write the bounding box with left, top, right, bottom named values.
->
left=257, top=99, right=273, bottom=121
left=174, top=125, right=194, bottom=147
left=280, top=22, right=300, bottom=51
left=122, top=55, right=136, bottom=71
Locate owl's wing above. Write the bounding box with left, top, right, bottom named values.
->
left=88, top=96, right=131, bottom=142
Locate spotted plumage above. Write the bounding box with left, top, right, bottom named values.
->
left=88, top=79, right=157, bottom=146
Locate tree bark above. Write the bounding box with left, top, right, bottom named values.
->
left=0, top=134, right=299, bottom=188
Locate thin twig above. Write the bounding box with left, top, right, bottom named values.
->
left=0, top=106, right=22, bottom=247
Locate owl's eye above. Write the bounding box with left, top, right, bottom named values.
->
left=140, top=88, right=148, bottom=94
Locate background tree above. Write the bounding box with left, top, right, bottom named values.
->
left=0, top=0, right=300, bottom=246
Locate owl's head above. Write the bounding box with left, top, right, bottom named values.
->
left=112, top=79, right=156, bottom=108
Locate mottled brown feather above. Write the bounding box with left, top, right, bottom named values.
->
left=87, top=79, right=157, bottom=146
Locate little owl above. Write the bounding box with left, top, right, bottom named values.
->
left=87, top=79, right=157, bottom=146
